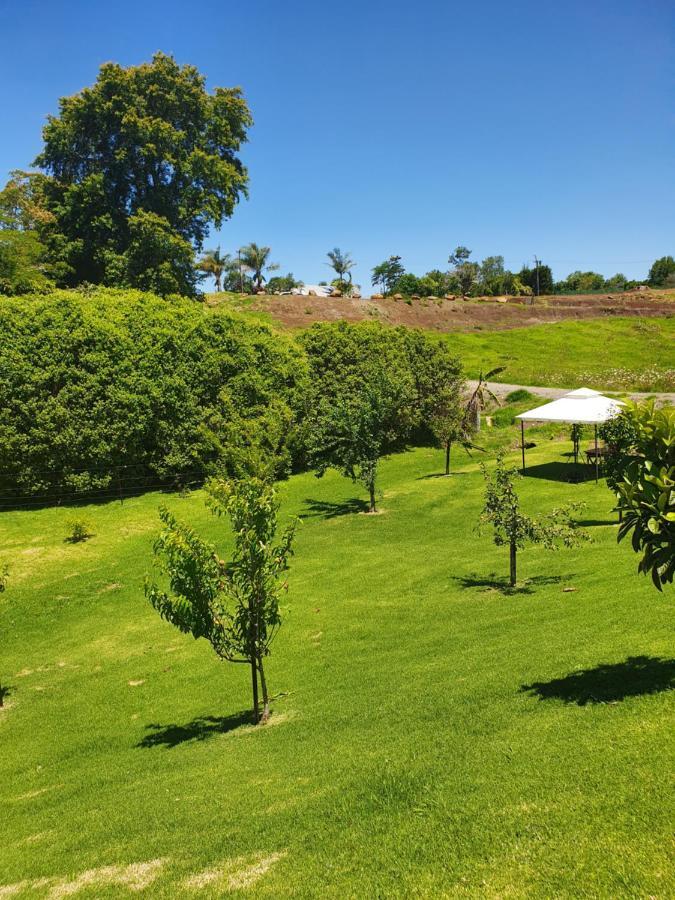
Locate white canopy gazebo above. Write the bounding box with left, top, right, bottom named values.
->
left=516, top=388, right=624, bottom=482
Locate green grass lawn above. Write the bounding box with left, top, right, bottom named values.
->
left=1, top=437, right=673, bottom=897
left=442, top=317, right=675, bottom=391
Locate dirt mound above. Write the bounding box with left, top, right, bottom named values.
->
left=235, top=289, right=675, bottom=332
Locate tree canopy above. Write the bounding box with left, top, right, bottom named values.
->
left=33, top=53, right=252, bottom=296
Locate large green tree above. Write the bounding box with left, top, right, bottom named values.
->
left=34, top=53, right=252, bottom=296
left=648, top=256, right=675, bottom=287
left=371, top=255, right=404, bottom=295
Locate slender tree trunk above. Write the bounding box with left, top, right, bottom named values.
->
left=445, top=441, right=451, bottom=476
left=258, top=655, right=270, bottom=724
left=369, top=478, right=376, bottom=513
left=250, top=598, right=260, bottom=724
left=250, top=657, right=259, bottom=724
left=509, top=539, right=517, bottom=587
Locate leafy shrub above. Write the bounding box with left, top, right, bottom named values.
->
left=505, top=389, right=533, bottom=403
left=0, top=288, right=307, bottom=499
left=65, top=518, right=93, bottom=543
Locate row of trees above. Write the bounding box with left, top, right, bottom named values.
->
left=196, top=245, right=358, bottom=295
left=370, top=248, right=658, bottom=299
left=144, top=395, right=672, bottom=727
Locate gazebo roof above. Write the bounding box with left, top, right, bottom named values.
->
left=515, top=389, right=624, bottom=425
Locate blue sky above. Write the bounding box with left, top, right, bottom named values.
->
left=1, top=0, right=673, bottom=288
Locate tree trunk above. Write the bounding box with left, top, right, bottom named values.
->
left=445, top=441, right=451, bottom=476
left=250, top=657, right=259, bottom=724
left=509, top=539, right=517, bottom=587
left=258, top=656, right=270, bottom=724
left=369, top=478, right=376, bottom=513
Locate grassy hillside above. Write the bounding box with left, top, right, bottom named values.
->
left=442, top=317, right=675, bottom=391
left=1, top=435, right=673, bottom=897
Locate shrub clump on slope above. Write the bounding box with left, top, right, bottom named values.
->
left=0, top=288, right=306, bottom=500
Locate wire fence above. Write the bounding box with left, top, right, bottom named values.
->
left=0, top=463, right=215, bottom=511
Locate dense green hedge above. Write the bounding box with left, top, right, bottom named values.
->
left=0, top=289, right=305, bottom=500
left=0, top=292, right=463, bottom=504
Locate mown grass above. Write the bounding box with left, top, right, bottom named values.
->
left=1, top=432, right=673, bottom=897
left=442, top=317, right=675, bottom=391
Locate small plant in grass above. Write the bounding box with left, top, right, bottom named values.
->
left=505, top=389, right=533, bottom=404
left=480, top=454, right=587, bottom=586
left=146, top=475, right=297, bottom=724
left=65, top=518, right=93, bottom=543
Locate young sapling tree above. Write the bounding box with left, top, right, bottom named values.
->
left=307, top=371, right=412, bottom=513
left=146, top=476, right=296, bottom=724
left=430, top=390, right=481, bottom=476
left=480, top=454, right=587, bottom=586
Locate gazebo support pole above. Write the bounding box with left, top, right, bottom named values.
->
left=521, top=420, right=525, bottom=472
left=594, top=425, right=599, bottom=484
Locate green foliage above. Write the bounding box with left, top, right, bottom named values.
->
left=371, top=255, right=404, bottom=295
left=326, top=248, right=355, bottom=287
left=0, top=288, right=305, bottom=499
left=197, top=247, right=234, bottom=292
left=480, top=454, right=586, bottom=585
left=65, top=518, right=93, bottom=543
left=615, top=402, right=674, bottom=590
left=448, top=246, right=479, bottom=296
left=505, top=389, right=533, bottom=403
left=648, top=256, right=675, bottom=287
left=301, top=322, right=462, bottom=509
left=599, top=413, right=640, bottom=495
left=121, top=210, right=196, bottom=296
left=240, top=243, right=279, bottom=292
left=266, top=272, right=299, bottom=293
left=33, top=53, right=252, bottom=296
left=0, top=230, right=53, bottom=295
left=146, top=476, right=296, bottom=722
left=519, top=263, right=554, bottom=295
left=0, top=170, right=54, bottom=231
left=554, top=270, right=606, bottom=294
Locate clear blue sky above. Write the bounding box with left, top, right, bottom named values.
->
left=1, top=0, right=673, bottom=287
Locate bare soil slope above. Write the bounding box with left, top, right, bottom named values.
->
left=221, top=289, right=675, bottom=332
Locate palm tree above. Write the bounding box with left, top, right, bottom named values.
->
left=239, top=243, right=279, bottom=293
left=326, top=248, right=356, bottom=289
left=197, top=247, right=232, bottom=292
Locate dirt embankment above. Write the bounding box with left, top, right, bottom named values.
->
left=235, top=289, right=675, bottom=332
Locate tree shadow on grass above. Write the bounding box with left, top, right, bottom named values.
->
left=0, top=684, right=12, bottom=706
left=577, top=518, right=619, bottom=527
left=522, top=462, right=596, bottom=484
left=417, top=472, right=470, bottom=480
left=301, top=498, right=369, bottom=519
left=453, top=573, right=571, bottom=595
left=137, top=711, right=253, bottom=749
left=521, top=656, right=675, bottom=705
